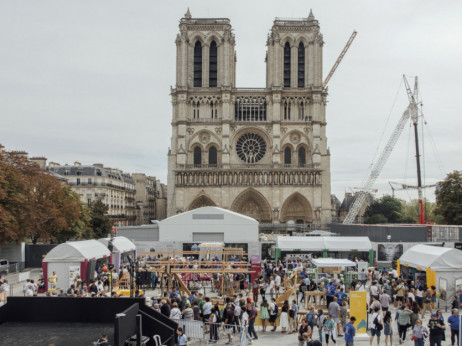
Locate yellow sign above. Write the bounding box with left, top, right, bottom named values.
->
left=350, top=291, right=367, bottom=333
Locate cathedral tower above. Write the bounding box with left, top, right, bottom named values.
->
left=167, top=10, right=332, bottom=227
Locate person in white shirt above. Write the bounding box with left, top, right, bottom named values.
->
left=274, top=274, right=281, bottom=296
left=240, top=307, right=253, bottom=345
left=268, top=276, right=275, bottom=298
left=370, top=306, right=383, bottom=346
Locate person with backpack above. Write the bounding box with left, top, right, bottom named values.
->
left=289, top=299, right=299, bottom=333
left=344, top=316, right=356, bottom=346
left=370, top=306, right=383, bottom=346
left=396, top=304, right=413, bottom=343
left=269, top=297, right=278, bottom=332
left=223, top=304, right=234, bottom=345
left=324, top=314, right=337, bottom=345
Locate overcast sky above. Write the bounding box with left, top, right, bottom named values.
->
left=1, top=0, right=461, bottom=203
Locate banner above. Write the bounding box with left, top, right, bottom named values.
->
left=69, top=265, right=80, bottom=281
left=250, top=255, right=261, bottom=283
left=350, top=291, right=367, bottom=333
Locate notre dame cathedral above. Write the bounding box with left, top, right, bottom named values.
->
left=167, top=9, right=332, bottom=227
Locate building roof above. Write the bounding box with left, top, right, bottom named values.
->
left=399, top=244, right=462, bottom=271
left=160, top=206, right=258, bottom=226
left=43, top=240, right=110, bottom=263
left=276, top=236, right=372, bottom=252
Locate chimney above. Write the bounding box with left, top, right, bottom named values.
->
left=93, top=163, right=104, bottom=168
left=30, top=157, right=47, bottom=170
left=74, top=161, right=81, bottom=166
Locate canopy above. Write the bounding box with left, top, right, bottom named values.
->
left=43, top=240, right=110, bottom=263
left=399, top=244, right=462, bottom=271
left=276, top=236, right=372, bottom=252
left=98, top=236, right=136, bottom=253
left=312, top=258, right=357, bottom=267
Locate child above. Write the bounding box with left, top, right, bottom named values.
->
left=177, top=327, right=188, bottom=346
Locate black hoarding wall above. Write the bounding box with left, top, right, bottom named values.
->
left=139, top=304, right=178, bottom=346
left=329, top=224, right=428, bottom=242
left=25, top=244, right=57, bottom=268
left=4, top=297, right=145, bottom=323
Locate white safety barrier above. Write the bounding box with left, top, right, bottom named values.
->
left=172, top=319, right=205, bottom=339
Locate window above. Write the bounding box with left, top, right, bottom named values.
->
left=284, top=101, right=291, bottom=120
left=210, top=101, right=218, bottom=119
left=193, top=101, right=200, bottom=119
left=193, top=147, right=202, bottom=166
left=208, top=146, right=217, bottom=165
left=284, top=42, right=291, bottom=87
left=284, top=147, right=292, bottom=165
left=209, top=40, right=217, bottom=87
left=87, top=199, right=92, bottom=206
left=298, top=147, right=306, bottom=166
left=88, top=178, right=92, bottom=184
left=194, top=41, right=202, bottom=87
left=298, top=43, right=305, bottom=87
left=76, top=178, right=80, bottom=185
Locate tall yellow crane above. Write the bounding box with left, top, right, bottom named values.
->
left=323, top=31, right=357, bottom=88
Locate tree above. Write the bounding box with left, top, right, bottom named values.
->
left=89, top=199, right=113, bottom=239
left=402, top=198, right=441, bottom=224
left=0, top=150, right=91, bottom=244
left=364, top=195, right=406, bottom=224
left=435, top=171, right=462, bottom=224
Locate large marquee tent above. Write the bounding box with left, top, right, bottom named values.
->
left=98, top=236, right=136, bottom=272
left=398, top=244, right=462, bottom=299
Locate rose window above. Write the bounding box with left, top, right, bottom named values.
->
left=236, top=133, right=266, bottom=163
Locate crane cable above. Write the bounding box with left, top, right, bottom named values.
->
left=362, top=78, right=404, bottom=188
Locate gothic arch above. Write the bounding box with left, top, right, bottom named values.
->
left=187, top=194, right=217, bottom=211
left=280, top=192, right=313, bottom=223
left=231, top=188, right=272, bottom=223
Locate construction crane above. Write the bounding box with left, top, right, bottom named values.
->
left=323, top=31, right=357, bottom=88
left=343, top=75, right=419, bottom=224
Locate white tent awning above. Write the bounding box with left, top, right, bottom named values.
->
left=98, top=236, right=136, bottom=253
left=43, top=240, right=111, bottom=263
left=312, top=258, right=357, bottom=267
left=276, top=236, right=372, bottom=252
left=399, top=244, right=462, bottom=271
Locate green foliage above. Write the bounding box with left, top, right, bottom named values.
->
left=401, top=198, right=438, bottom=224
left=435, top=171, right=462, bottom=225
left=89, top=199, right=113, bottom=239
left=364, top=195, right=406, bottom=224
left=0, top=150, right=93, bottom=244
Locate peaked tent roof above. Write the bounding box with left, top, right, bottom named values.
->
left=160, top=206, right=259, bottom=226
left=98, top=236, right=136, bottom=253
left=312, top=258, right=357, bottom=267
left=399, top=244, right=462, bottom=271
left=43, top=240, right=111, bottom=263
left=276, top=236, right=372, bottom=251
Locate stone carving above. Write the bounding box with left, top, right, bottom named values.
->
left=215, top=127, right=222, bottom=135
left=281, top=127, right=288, bottom=134
left=199, top=131, right=210, bottom=144
left=230, top=124, right=237, bottom=132
left=186, top=128, right=195, bottom=135
left=265, top=125, right=272, bottom=133
left=290, top=132, right=300, bottom=144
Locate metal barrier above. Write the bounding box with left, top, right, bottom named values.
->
left=171, top=319, right=204, bottom=339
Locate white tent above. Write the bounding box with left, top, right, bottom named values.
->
left=276, top=236, right=372, bottom=252
left=312, top=258, right=357, bottom=267
left=98, top=236, right=136, bottom=254
left=399, top=244, right=462, bottom=300
left=43, top=240, right=110, bottom=263
left=399, top=244, right=462, bottom=271
left=42, top=240, right=110, bottom=290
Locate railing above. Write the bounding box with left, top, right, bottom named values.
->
left=95, top=192, right=106, bottom=197
left=186, top=118, right=222, bottom=123
left=180, top=163, right=319, bottom=170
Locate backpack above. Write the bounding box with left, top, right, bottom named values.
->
left=271, top=303, right=279, bottom=316
left=374, top=315, right=383, bottom=331
left=289, top=309, right=295, bottom=318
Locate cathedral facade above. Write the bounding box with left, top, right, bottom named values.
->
left=167, top=10, right=332, bottom=227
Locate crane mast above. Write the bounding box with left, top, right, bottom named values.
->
left=343, top=75, right=419, bottom=224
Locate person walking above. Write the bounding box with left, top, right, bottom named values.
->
left=259, top=299, right=269, bottom=332
left=240, top=306, right=253, bottom=345
left=317, top=308, right=326, bottom=343
left=298, top=318, right=312, bottom=346
left=422, top=289, right=433, bottom=317
left=411, top=319, right=428, bottom=346
left=289, top=299, right=298, bottom=334
left=383, top=311, right=393, bottom=346
left=428, top=313, right=445, bottom=346
left=324, top=314, right=337, bottom=345
left=370, top=306, right=383, bottom=346
left=344, top=316, right=356, bottom=346
left=279, top=300, right=289, bottom=333
left=447, top=309, right=460, bottom=346
left=247, top=302, right=258, bottom=340
left=328, top=296, right=342, bottom=336
left=269, top=297, right=278, bottom=332
left=306, top=306, right=316, bottom=334
left=396, top=304, right=413, bottom=343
